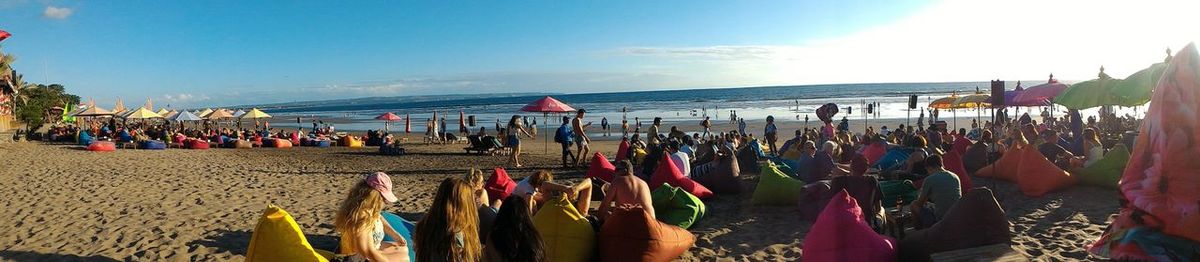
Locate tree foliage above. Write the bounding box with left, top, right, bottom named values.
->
left=2, top=46, right=81, bottom=126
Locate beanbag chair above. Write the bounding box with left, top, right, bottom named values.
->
left=693, top=155, right=742, bottom=194
left=872, top=148, right=914, bottom=170
left=140, top=140, right=166, bottom=150
left=797, top=180, right=833, bottom=222
left=650, top=154, right=713, bottom=199
left=616, top=139, right=630, bottom=162
left=898, top=188, right=1010, bottom=262
left=974, top=145, right=1024, bottom=181
left=651, top=183, right=706, bottom=229
left=78, top=132, right=94, bottom=146
left=235, top=139, right=253, bottom=149
left=1015, top=141, right=1075, bottom=197
left=272, top=139, right=293, bottom=148
left=941, top=152, right=973, bottom=193
left=533, top=194, right=595, bottom=262
left=802, top=190, right=897, bottom=262
left=315, top=140, right=331, bottom=148
left=187, top=139, right=210, bottom=150
left=768, top=157, right=800, bottom=178
left=736, top=144, right=761, bottom=173
left=751, top=162, right=805, bottom=206
left=828, top=175, right=885, bottom=227
left=246, top=205, right=331, bottom=262
left=86, top=141, right=116, bottom=152
left=484, top=167, right=516, bottom=201
left=862, top=142, right=888, bottom=165
left=1076, top=144, right=1129, bottom=189
left=341, top=136, right=364, bottom=148
left=879, top=180, right=917, bottom=206
left=952, top=136, right=973, bottom=156
left=586, top=153, right=617, bottom=182
left=599, top=207, right=695, bottom=262
left=380, top=211, right=417, bottom=260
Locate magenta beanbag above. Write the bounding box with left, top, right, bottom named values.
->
left=802, top=189, right=897, bottom=262
left=586, top=153, right=617, bottom=182
left=485, top=167, right=517, bottom=201
left=650, top=155, right=713, bottom=199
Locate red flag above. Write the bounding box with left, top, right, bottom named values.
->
left=0, top=30, right=10, bottom=42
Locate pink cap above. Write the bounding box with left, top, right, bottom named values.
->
left=366, top=172, right=398, bottom=203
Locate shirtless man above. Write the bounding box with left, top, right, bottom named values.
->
left=572, top=109, right=592, bottom=167
left=598, top=160, right=655, bottom=219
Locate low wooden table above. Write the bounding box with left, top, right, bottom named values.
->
left=930, top=244, right=1028, bottom=262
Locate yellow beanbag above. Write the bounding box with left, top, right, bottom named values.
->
left=245, top=205, right=331, bottom=262
left=533, top=194, right=595, bottom=262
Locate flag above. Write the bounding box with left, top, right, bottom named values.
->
left=0, top=30, right=10, bottom=42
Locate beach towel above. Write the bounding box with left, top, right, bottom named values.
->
left=380, top=211, right=417, bottom=260
left=650, top=154, right=714, bottom=199
left=802, top=190, right=898, bottom=262
left=1015, top=145, right=1075, bottom=197
left=751, top=162, right=805, bottom=206
left=873, top=148, right=914, bottom=171
left=797, top=180, right=832, bottom=222
left=651, top=183, right=706, bottom=229
left=898, top=188, right=1011, bottom=261
left=533, top=194, right=595, bottom=262
left=942, top=152, right=973, bottom=193
left=616, top=140, right=630, bottom=162
left=694, top=155, right=742, bottom=194
left=86, top=141, right=116, bottom=152
left=879, top=180, right=918, bottom=206
left=245, top=205, right=331, bottom=262
left=1091, top=44, right=1200, bottom=260
left=586, top=153, right=617, bottom=182
left=484, top=167, right=516, bottom=201
left=599, top=207, right=695, bottom=262
left=1076, top=144, right=1130, bottom=189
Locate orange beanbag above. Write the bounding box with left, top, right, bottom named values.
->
left=974, top=144, right=1023, bottom=181
left=1014, top=142, right=1076, bottom=197
left=650, top=154, right=713, bottom=199
left=803, top=189, right=897, bottom=262
left=586, top=153, right=617, bottom=182
left=485, top=167, right=516, bottom=201
left=274, top=139, right=293, bottom=148
left=941, top=152, right=973, bottom=193
left=86, top=141, right=117, bottom=152
left=599, top=207, right=695, bottom=262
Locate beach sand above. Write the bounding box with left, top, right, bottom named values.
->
left=0, top=126, right=1115, bottom=261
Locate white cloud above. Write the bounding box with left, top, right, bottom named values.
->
left=617, top=0, right=1200, bottom=86
left=42, top=5, right=72, bottom=19
left=161, top=93, right=210, bottom=107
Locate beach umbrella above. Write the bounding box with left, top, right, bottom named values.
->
left=75, top=105, right=113, bottom=117
left=240, top=108, right=272, bottom=119
left=953, top=93, right=991, bottom=109
left=405, top=113, right=411, bottom=133
left=112, top=98, right=126, bottom=116
left=1012, top=81, right=1068, bottom=107
left=928, top=95, right=958, bottom=110
left=231, top=109, right=247, bottom=118
left=197, top=108, right=214, bottom=118
left=375, top=112, right=402, bottom=133
left=143, top=97, right=154, bottom=111
left=124, top=107, right=163, bottom=119
left=521, top=96, right=577, bottom=153
left=206, top=109, right=233, bottom=120
left=0, top=30, right=10, bottom=42
left=171, top=110, right=202, bottom=121
left=1055, top=69, right=1119, bottom=110
left=162, top=110, right=179, bottom=120
left=155, top=108, right=170, bottom=116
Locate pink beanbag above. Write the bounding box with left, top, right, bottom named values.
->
left=586, top=153, right=617, bottom=182
left=86, top=141, right=116, bottom=152
left=485, top=167, right=517, bottom=201
left=803, top=189, right=897, bottom=262
left=650, top=155, right=713, bottom=199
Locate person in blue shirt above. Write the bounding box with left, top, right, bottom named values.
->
left=554, top=116, right=576, bottom=168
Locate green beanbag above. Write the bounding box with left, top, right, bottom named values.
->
left=751, top=162, right=806, bottom=206
left=1077, top=144, right=1130, bottom=189
left=651, top=183, right=706, bottom=229
left=880, top=180, right=918, bottom=206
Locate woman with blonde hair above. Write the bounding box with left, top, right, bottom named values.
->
left=464, top=169, right=498, bottom=241
left=415, top=178, right=482, bottom=262
left=335, top=172, right=410, bottom=262
left=506, top=115, right=535, bottom=167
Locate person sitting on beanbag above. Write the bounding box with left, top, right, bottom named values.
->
left=598, top=160, right=656, bottom=220
left=908, top=155, right=962, bottom=229
left=334, top=172, right=411, bottom=262
left=514, top=170, right=594, bottom=216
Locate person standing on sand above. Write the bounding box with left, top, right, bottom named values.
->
left=764, top=116, right=778, bottom=156
left=507, top=115, right=534, bottom=168
left=554, top=116, right=576, bottom=168
left=648, top=117, right=662, bottom=145
left=335, top=172, right=411, bottom=262
left=621, top=119, right=629, bottom=138
left=700, top=116, right=712, bottom=139
left=738, top=118, right=747, bottom=135
left=572, top=109, right=592, bottom=167
left=601, top=117, right=609, bottom=137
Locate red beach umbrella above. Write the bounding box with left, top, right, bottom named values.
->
left=1012, top=81, right=1068, bottom=107
left=0, top=30, right=10, bottom=42
left=521, top=96, right=577, bottom=153
left=404, top=114, right=411, bottom=133
left=375, top=112, right=402, bottom=133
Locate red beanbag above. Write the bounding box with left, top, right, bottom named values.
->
left=803, top=189, right=897, bottom=262
left=862, top=143, right=887, bottom=165
left=952, top=136, right=972, bottom=156
left=616, top=140, right=630, bottom=162
left=1015, top=146, right=1075, bottom=197
left=86, top=141, right=116, bottom=152
left=650, top=155, right=713, bottom=199
left=599, top=207, right=695, bottom=262
left=974, top=145, right=1023, bottom=181
left=485, top=167, right=516, bottom=201
left=941, top=152, right=973, bottom=193
left=586, top=153, right=617, bottom=182
left=188, top=139, right=210, bottom=149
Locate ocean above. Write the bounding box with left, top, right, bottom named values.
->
left=257, top=81, right=1074, bottom=132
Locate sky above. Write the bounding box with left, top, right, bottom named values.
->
left=1, top=0, right=1198, bottom=108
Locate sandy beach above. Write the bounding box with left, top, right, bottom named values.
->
left=0, top=127, right=1115, bottom=261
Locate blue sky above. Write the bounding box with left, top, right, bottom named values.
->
left=1, top=0, right=1197, bottom=108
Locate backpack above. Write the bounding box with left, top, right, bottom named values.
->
left=555, top=125, right=574, bottom=144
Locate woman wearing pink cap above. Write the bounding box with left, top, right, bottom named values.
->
left=335, top=172, right=410, bottom=262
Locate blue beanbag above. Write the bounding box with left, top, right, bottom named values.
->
left=380, top=212, right=417, bottom=259
left=263, top=138, right=278, bottom=148
left=315, top=140, right=331, bottom=148
left=78, top=132, right=94, bottom=146
left=872, top=148, right=914, bottom=171
left=140, top=140, right=167, bottom=150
